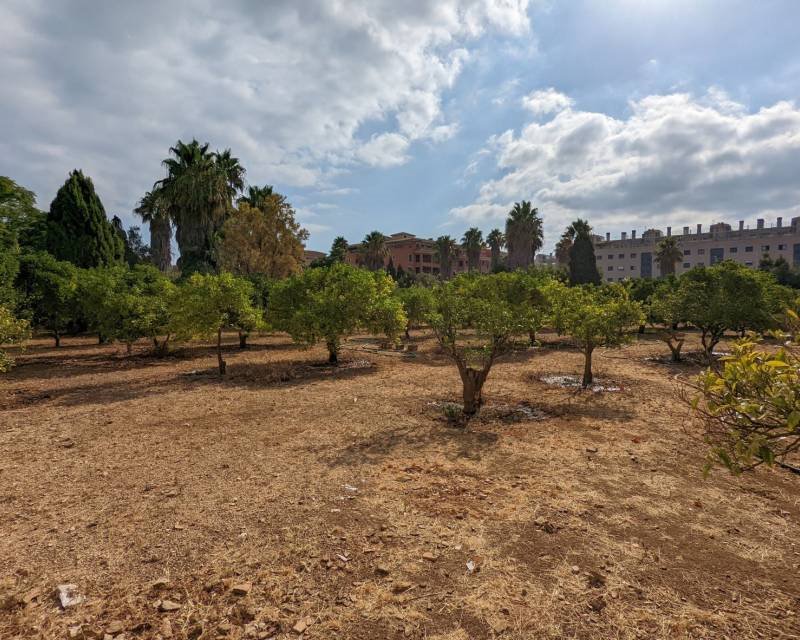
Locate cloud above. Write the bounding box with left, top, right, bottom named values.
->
left=521, top=88, right=574, bottom=116
left=0, top=0, right=531, bottom=225
left=452, top=88, right=800, bottom=247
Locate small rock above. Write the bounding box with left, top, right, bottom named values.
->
left=149, top=577, right=171, bottom=591
left=422, top=552, right=437, bottom=562
left=105, top=621, right=124, bottom=635
left=68, top=626, right=82, bottom=639
left=391, top=581, right=413, bottom=594
left=375, top=565, right=390, bottom=577
left=292, top=618, right=309, bottom=634
left=56, top=584, right=85, bottom=609
left=570, top=565, right=581, bottom=574
left=231, top=582, right=252, bottom=596
left=159, top=600, right=181, bottom=612
left=586, top=447, right=598, bottom=453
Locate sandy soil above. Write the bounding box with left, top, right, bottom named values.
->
left=1, top=330, right=798, bottom=640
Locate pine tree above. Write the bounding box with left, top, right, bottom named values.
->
left=46, top=170, right=123, bottom=268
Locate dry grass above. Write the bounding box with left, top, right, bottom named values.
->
left=0, top=330, right=798, bottom=639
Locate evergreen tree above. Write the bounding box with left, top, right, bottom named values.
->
left=567, top=219, right=600, bottom=285
left=46, top=170, right=123, bottom=268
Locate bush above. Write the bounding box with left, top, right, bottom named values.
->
left=396, top=285, right=436, bottom=338
left=0, top=305, right=30, bottom=372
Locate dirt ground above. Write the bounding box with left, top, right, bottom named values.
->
left=1, top=330, right=798, bottom=640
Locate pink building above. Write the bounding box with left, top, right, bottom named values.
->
left=346, top=232, right=493, bottom=276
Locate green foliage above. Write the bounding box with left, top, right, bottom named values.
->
left=0, top=176, right=47, bottom=252
left=396, top=285, right=436, bottom=337
left=15, top=252, right=79, bottom=346
left=549, top=282, right=644, bottom=385
left=0, top=305, right=30, bottom=372
left=567, top=219, right=600, bottom=285
left=655, top=236, right=682, bottom=277
left=268, top=263, right=405, bottom=363
left=505, top=201, right=543, bottom=270
left=170, top=272, right=261, bottom=373
left=461, top=227, right=484, bottom=272
left=676, top=261, right=780, bottom=360
left=46, top=170, right=124, bottom=268
left=689, top=339, right=800, bottom=474
left=427, top=272, right=535, bottom=416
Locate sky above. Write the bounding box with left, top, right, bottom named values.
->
left=1, top=0, right=799, bottom=253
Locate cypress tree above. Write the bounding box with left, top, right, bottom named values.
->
left=569, top=232, right=601, bottom=285
left=46, top=170, right=124, bottom=268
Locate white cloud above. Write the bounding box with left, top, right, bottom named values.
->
left=0, top=0, right=531, bottom=223
left=453, top=89, right=800, bottom=248
left=521, top=88, right=574, bottom=116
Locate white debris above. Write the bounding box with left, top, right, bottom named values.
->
left=57, top=584, right=84, bottom=609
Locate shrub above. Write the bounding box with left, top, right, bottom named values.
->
left=396, top=285, right=436, bottom=338
left=0, top=305, right=30, bottom=372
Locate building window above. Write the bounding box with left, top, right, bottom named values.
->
left=683, top=262, right=690, bottom=268
left=683, top=249, right=691, bottom=256
left=745, top=246, right=753, bottom=252
left=618, top=253, right=624, bottom=259
left=761, top=245, right=770, bottom=252
left=608, top=254, right=613, bottom=259
left=630, top=253, right=637, bottom=258
left=617, top=266, right=624, bottom=271
left=697, top=248, right=705, bottom=255
left=607, top=266, right=613, bottom=271
left=415, top=254, right=421, bottom=262
left=408, top=254, right=413, bottom=261
left=422, top=254, right=431, bottom=263
left=630, top=265, right=635, bottom=270
left=745, top=261, right=753, bottom=267
left=422, top=266, right=431, bottom=273
left=458, top=260, right=464, bottom=268
left=778, top=244, right=786, bottom=251
left=729, top=247, right=738, bottom=254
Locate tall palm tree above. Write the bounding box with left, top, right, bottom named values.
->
left=486, top=228, right=505, bottom=271
left=238, top=184, right=274, bottom=211
left=156, top=139, right=232, bottom=274
left=505, top=201, right=543, bottom=270
left=361, top=231, right=388, bottom=271
left=435, top=235, right=459, bottom=280
left=214, top=149, right=245, bottom=203
left=134, top=189, right=172, bottom=272
left=656, top=236, right=682, bottom=277
left=461, top=227, right=484, bottom=272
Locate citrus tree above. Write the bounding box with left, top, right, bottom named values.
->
left=649, top=279, right=687, bottom=362
left=688, top=338, right=800, bottom=474
left=0, top=305, right=30, bottom=372
left=170, top=272, right=261, bottom=374
left=549, top=282, right=644, bottom=386
left=427, top=272, right=533, bottom=418
left=268, top=263, right=405, bottom=363
left=396, top=285, right=436, bottom=339
left=15, top=252, right=78, bottom=347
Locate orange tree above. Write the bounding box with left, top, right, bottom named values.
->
left=427, top=272, right=542, bottom=418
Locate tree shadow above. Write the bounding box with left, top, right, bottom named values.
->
left=322, top=424, right=500, bottom=468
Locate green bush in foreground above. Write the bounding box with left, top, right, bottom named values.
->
left=0, top=305, right=30, bottom=372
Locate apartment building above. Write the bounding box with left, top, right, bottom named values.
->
left=595, top=216, right=800, bottom=282
left=346, top=232, right=494, bottom=275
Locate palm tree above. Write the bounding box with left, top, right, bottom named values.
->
left=238, top=185, right=274, bottom=211
left=214, top=149, right=245, bottom=203
left=329, top=236, right=349, bottom=264
left=461, top=227, right=484, bottom=272
left=156, top=139, right=232, bottom=274
left=134, top=189, right=172, bottom=272
left=361, top=231, right=388, bottom=271
left=656, top=236, right=682, bottom=277
left=435, top=235, right=459, bottom=279
left=505, top=201, right=543, bottom=270
left=486, top=229, right=505, bottom=271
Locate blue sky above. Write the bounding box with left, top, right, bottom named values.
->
left=2, top=1, right=799, bottom=254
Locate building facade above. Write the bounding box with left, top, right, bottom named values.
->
left=595, top=216, right=800, bottom=282
left=345, top=232, right=494, bottom=275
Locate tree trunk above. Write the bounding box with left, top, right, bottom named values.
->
left=217, top=328, right=226, bottom=375
left=582, top=346, right=594, bottom=387
left=638, top=324, right=645, bottom=334
left=238, top=331, right=248, bottom=349
left=529, top=330, right=536, bottom=346
left=458, top=364, right=489, bottom=417
left=327, top=341, right=338, bottom=365
left=54, top=331, right=60, bottom=348
left=405, top=325, right=411, bottom=340
left=669, top=338, right=684, bottom=362
left=126, top=342, right=132, bottom=355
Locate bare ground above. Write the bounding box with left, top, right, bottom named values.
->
left=1, top=331, right=798, bottom=639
